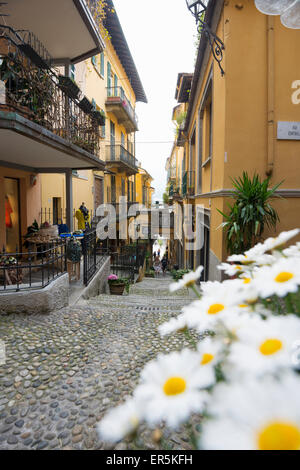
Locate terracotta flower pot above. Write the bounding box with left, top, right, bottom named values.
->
left=109, top=283, right=125, bottom=295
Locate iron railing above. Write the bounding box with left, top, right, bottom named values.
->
left=105, top=144, right=138, bottom=170
left=82, top=229, right=109, bottom=286
left=39, top=207, right=93, bottom=229
left=0, top=240, right=67, bottom=292
left=0, top=26, right=100, bottom=156
left=182, top=171, right=195, bottom=197
left=106, top=86, right=138, bottom=127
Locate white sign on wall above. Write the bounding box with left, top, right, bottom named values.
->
left=277, top=122, right=300, bottom=140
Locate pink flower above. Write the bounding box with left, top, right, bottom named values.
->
left=108, top=274, right=118, bottom=281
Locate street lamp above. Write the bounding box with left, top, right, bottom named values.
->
left=185, top=0, right=225, bottom=76
left=255, top=0, right=300, bottom=29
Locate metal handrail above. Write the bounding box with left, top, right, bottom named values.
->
left=106, top=86, right=138, bottom=125
left=105, top=144, right=138, bottom=169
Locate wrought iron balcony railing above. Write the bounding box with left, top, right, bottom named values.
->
left=0, top=26, right=100, bottom=157
left=182, top=170, right=195, bottom=197
left=105, top=144, right=138, bottom=170
left=106, top=86, right=138, bottom=129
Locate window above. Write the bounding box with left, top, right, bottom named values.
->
left=121, top=132, right=125, bottom=147
left=92, top=98, right=96, bottom=111
left=114, top=74, right=118, bottom=96
left=107, top=62, right=112, bottom=95
left=100, top=53, right=105, bottom=77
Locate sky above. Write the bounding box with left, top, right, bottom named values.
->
left=112, top=0, right=197, bottom=201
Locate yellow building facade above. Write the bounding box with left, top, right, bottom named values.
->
left=40, top=0, right=149, bottom=239
left=167, top=0, right=300, bottom=280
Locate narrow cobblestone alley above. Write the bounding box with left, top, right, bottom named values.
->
left=0, top=277, right=197, bottom=450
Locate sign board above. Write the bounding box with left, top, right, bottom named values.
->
left=277, top=122, right=300, bottom=140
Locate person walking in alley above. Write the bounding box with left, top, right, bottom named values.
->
left=153, top=255, right=162, bottom=278
left=161, top=255, right=168, bottom=277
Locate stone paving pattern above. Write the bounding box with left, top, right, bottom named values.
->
left=0, top=277, right=199, bottom=450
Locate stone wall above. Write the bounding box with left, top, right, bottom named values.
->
left=209, top=249, right=222, bottom=282
left=81, top=257, right=110, bottom=300
left=0, top=273, right=69, bottom=315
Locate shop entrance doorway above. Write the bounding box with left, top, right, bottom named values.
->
left=4, top=177, right=21, bottom=252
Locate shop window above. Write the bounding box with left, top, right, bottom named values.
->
left=4, top=177, right=21, bottom=252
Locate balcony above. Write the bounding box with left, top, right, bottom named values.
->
left=105, top=87, right=138, bottom=133
left=5, top=0, right=104, bottom=63
left=0, top=28, right=104, bottom=171
left=105, top=145, right=138, bottom=176
left=182, top=171, right=195, bottom=197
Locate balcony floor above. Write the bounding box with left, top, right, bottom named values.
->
left=0, top=111, right=104, bottom=171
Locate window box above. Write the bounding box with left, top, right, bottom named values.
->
left=91, top=109, right=106, bottom=126
left=58, top=75, right=81, bottom=100
left=78, top=96, right=94, bottom=114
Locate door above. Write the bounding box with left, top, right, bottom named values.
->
left=110, top=121, right=115, bottom=160
left=4, top=177, right=21, bottom=252
left=94, top=178, right=104, bottom=212
left=52, top=197, right=62, bottom=225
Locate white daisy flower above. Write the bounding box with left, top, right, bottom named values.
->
left=220, top=311, right=267, bottom=341
left=200, top=373, right=300, bottom=450
left=97, top=398, right=142, bottom=443
left=226, top=315, right=300, bottom=377
left=252, top=257, right=300, bottom=298
left=197, top=337, right=224, bottom=367
left=158, top=315, right=188, bottom=337
left=283, top=242, right=300, bottom=259
left=262, top=229, right=300, bottom=252
left=135, top=349, right=213, bottom=428
left=227, top=252, right=275, bottom=267
left=217, top=262, right=249, bottom=277
left=169, top=266, right=203, bottom=292
left=181, top=284, right=245, bottom=333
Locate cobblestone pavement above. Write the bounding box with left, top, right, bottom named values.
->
left=0, top=277, right=199, bottom=450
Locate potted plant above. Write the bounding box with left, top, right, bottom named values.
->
left=58, top=75, right=81, bottom=100
left=91, top=109, right=106, bottom=126
left=107, top=274, right=130, bottom=295
left=66, top=237, right=82, bottom=263
left=78, top=96, right=94, bottom=114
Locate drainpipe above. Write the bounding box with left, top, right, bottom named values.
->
left=266, top=16, right=275, bottom=177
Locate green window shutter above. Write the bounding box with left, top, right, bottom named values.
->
left=101, top=124, right=105, bottom=138
left=107, top=62, right=111, bottom=95
left=114, top=74, right=118, bottom=96
left=91, top=55, right=96, bottom=66
left=100, top=53, right=105, bottom=77
left=92, top=98, right=96, bottom=111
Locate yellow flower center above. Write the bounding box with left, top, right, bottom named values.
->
left=163, top=377, right=186, bottom=396
left=239, top=304, right=248, bottom=308
left=201, top=353, right=214, bottom=365
left=258, top=421, right=300, bottom=450
left=207, top=303, right=225, bottom=315
left=274, top=272, right=294, bottom=283
left=259, top=339, right=282, bottom=356
left=243, top=278, right=251, bottom=284
left=185, top=280, right=195, bottom=288
left=235, top=266, right=242, bottom=271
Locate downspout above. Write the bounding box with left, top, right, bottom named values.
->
left=266, top=16, right=275, bottom=177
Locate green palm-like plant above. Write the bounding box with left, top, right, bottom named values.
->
left=218, top=172, right=283, bottom=255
